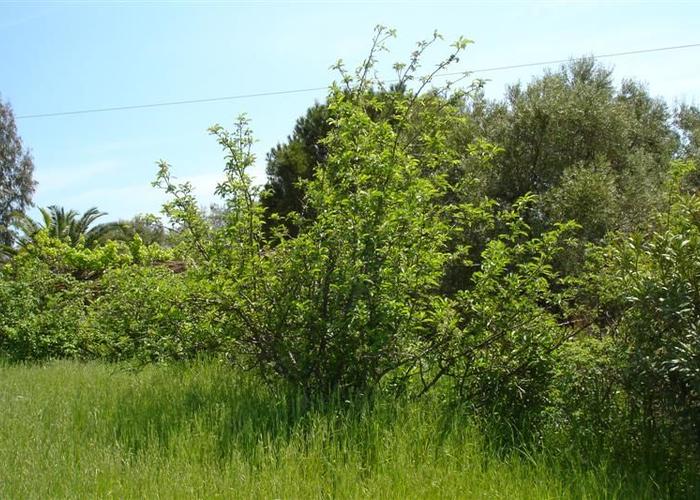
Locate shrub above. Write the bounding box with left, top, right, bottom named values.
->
left=0, top=258, right=89, bottom=360
left=84, top=266, right=220, bottom=362
left=0, top=231, right=187, bottom=361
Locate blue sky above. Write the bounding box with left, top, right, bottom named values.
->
left=2, top=0, right=699, bottom=221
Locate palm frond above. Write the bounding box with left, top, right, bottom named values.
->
left=6, top=206, right=121, bottom=250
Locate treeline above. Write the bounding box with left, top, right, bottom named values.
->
left=1, top=28, right=698, bottom=494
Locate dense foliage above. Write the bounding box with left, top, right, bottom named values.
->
left=1, top=27, right=698, bottom=495
left=0, top=98, right=35, bottom=248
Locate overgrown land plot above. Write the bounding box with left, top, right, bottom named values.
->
left=1, top=27, right=699, bottom=498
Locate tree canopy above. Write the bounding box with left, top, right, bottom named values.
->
left=0, top=99, right=35, bottom=247
left=262, top=58, right=683, bottom=247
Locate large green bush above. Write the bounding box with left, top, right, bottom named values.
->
left=0, top=230, right=214, bottom=362
left=84, top=266, right=220, bottom=362
left=0, top=257, right=88, bottom=360
left=154, top=29, right=470, bottom=394
left=154, top=30, right=581, bottom=405
left=593, top=163, right=700, bottom=450
left=541, top=162, right=700, bottom=489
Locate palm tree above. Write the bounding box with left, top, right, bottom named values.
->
left=11, top=206, right=127, bottom=250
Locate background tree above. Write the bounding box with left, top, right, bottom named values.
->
left=472, top=58, right=678, bottom=238
left=675, top=103, right=700, bottom=189
left=261, top=103, right=330, bottom=236
left=262, top=59, right=680, bottom=252
left=118, top=214, right=171, bottom=246
left=12, top=206, right=126, bottom=250
left=0, top=98, right=35, bottom=247
left=260, top=85, right=443, bottom=237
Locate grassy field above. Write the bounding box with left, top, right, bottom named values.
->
left=0, top=360, right=667, bottom=499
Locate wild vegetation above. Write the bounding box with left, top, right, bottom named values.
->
left=0, top=360, right=673, bottom=498
left=1, top=27, right=699, bottom=497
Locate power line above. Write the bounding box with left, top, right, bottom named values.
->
left=443, top=42, right=700, bottom=77
left=17, top=87, right=329, bottom=119
left=16, top=42, right=700, bottom=120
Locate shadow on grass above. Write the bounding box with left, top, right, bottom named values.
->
left=102, top=360, right=395, bottom=465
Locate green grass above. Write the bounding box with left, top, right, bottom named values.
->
left=0, top=360, right=666, bottom=499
